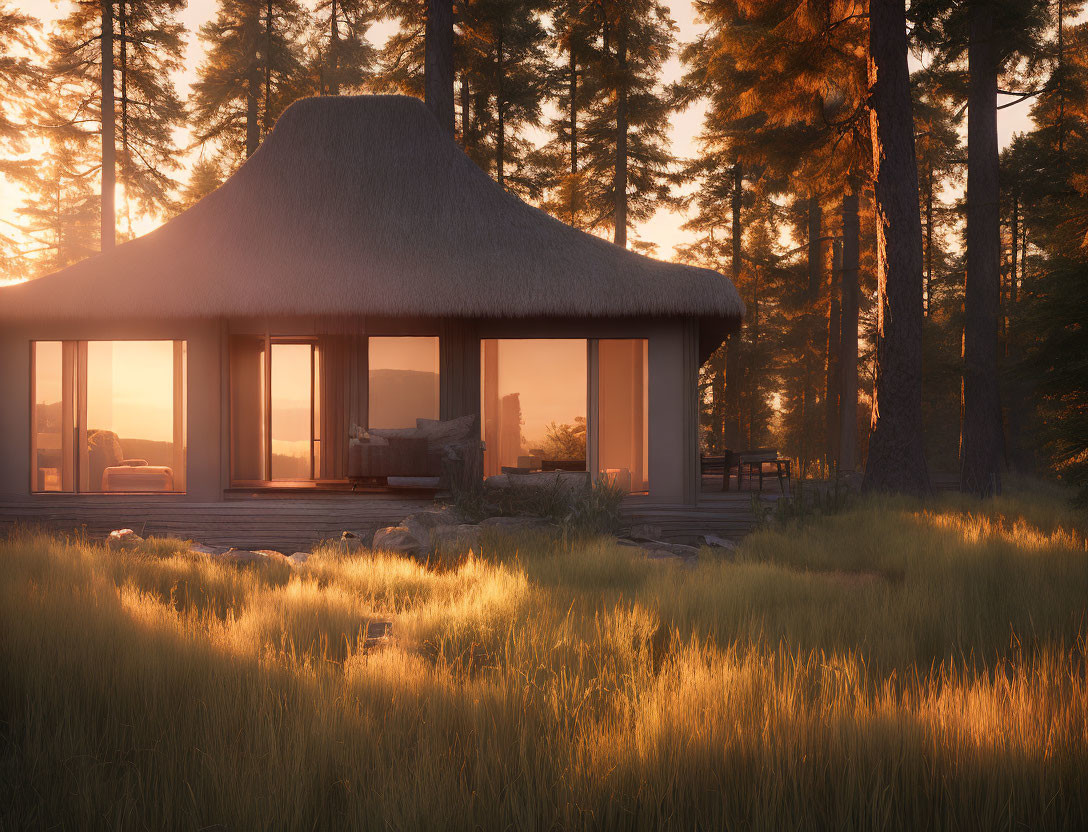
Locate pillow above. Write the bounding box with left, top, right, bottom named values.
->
left=414, top=415, right=477, bottom=448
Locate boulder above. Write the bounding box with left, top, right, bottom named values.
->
left=107, top=529, right=143, bottom=551
left=189, top=542, right=228, bottom=556
left=219, top=549, right=266, bottom=566
left=372, top=526, right=424, bottom=556
left=616, top=537, right=699, bottom=563
left=702, top=534, right=739, bottom=552
left=253, top=549, right=289, bottom=563
left=287, top=552, right=311, bottom=567
left=431, top=524, right=482, bottom=554
left=337, top=530, right=370, bottom=553
left=402, top=508, right=463, bottom=544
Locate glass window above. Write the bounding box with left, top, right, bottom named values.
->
left=271, top=343, right=316, bottom=480
left=84, top=341, right=186, bottom=492
left=481, top=339, right=587, bottom=476
left=31, top=340, right=186, bottom=494
left=31, top=341, right=74, bottom=492
left=597, top=340, right=649, bottom=494
left=368, top=336, right=440, bottom=429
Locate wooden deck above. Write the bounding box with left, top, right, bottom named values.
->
left=0, top=489, right=779, bottom=550
left=2, top=473, right=956, bottom=550
left=0, top=495, right=435, bottom=552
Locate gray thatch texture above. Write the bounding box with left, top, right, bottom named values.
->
left=0, top=95, right=743, bottom=322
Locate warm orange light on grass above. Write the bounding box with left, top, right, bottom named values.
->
left=1, top=485, right=1086, bottom=828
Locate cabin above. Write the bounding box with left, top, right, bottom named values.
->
left=0, top=95, right=742, bottom=532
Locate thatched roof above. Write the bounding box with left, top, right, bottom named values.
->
left=0, top=95, right=743, bottom=327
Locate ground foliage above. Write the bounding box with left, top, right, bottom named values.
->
left=1, top=484, right=1086, bottom=829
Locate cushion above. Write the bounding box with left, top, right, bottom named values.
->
left=414, top=414, right=477, bottom=448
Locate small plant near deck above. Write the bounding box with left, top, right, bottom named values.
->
left=449, top=476, right=626, bottom=536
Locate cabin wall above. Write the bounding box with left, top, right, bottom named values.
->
left=1, top=315, right=703, bottom=506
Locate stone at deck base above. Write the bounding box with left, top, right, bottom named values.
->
left=372, top=526, right=424, bottom=556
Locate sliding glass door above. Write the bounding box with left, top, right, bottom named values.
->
left=229, top=337, right=321, bottom=483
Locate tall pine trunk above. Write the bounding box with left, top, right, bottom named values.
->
left=960, top=1, right=1004, bottom=496
left=839, top=190, right=860, bottom=472
left=725, top=163, right=743, bottom=450
left=826, top=238, right=842, bottom=469
left=496, top=21, right=505, bottom=188
left=924, top=162, right=933, bottom=316
left=100, top=0, right=115, bottom=251
left=807, top=196, right=822, bottom=298
left=425, top=0, right=454, bottom=137
left=329, top=0, right=340, bottom=95
left=613, top=12, right=628, bottom=248
left=264, top=0, right=272, bottom=131
left=862, top=0, right=929, bottom=495
left=568, top=45, right=578, bottom=224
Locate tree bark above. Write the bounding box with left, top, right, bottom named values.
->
left=264, top=0, right=273, bottom=131
left=924, top=161, right=933, bottom=316
left=496, top=21, right=505, bottom=188
left=862, top=0, right=929, bottom=495
left=724, top=162, right=743, bottom=450
left=960, top=1, right=1004, bottom=497
left=826, top=237, right=842, bottom=469
left=807, top=195, right=822, bottom=299
left=568, top=44, right=578, bottom=224
left=100, top=0, right=115, bottom=251
left=613, top=10, right=628, bottom=248
left=839, top=190, right=860, bottom=472
left=329, top=0, right=340, bottom=95
left=425, top=0, right=455, bottom=137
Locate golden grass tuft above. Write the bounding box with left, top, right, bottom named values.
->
left=1, top=485, right=1086, bottom=829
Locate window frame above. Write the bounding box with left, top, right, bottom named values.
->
left=29, top=339, right=188, bottom=495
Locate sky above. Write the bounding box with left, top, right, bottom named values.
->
left=3, top=0, right=1049, bottom=275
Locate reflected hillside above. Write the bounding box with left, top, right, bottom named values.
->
left=369, top=369, right=440, bottom=430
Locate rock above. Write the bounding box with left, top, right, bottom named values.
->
left=287, top=552, right=311, bottom=567
left=628, top=523, right=665, bottom=542
left=372, top=526, right=424, bottom=556
left=337, top=530, right=367, bottom=553
left=189, top=542, right=228, bottom=556
left=402, top=508, right=462, bottom=544
left=479, top=515, right=556, bottom=532
left=431, top=523, right=482, bottom=553
left=253, top=549, right=289, bottom=563
left=218, top=548, right=266, bottom=566
left=107, top=529, right=143, bottom=550
left=702, top=534, right=739, bottom=552
left=616, top=537, right=698, bottom=563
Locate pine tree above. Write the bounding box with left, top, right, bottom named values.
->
left=911, top=0, right=1051, bottom=496
left=457, top=0, right=551, bottom=195
left=862, top=0, right=929, bottom=496
left=191, top=0, right=309, bottom=168
left=681, top=0, right=870, bottom=467
left=539, top=0, right=601, bottom=227
left=49, top=0, right=187, bottom=240
left=310, top=0, right=377, bottom=95
left=0, top=4, right=42, bottom=274
left=16, top=87, right=100, bottom=274
left=581, top=0, right=677, bottom=246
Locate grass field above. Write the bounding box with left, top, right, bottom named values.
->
left=2, top=485, right=1087, bottom=829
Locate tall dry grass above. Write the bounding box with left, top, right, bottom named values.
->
left=1, top=486, right=1086, bottom=830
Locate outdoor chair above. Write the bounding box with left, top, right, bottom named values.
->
left=737, top=449, right=792, bottom=493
